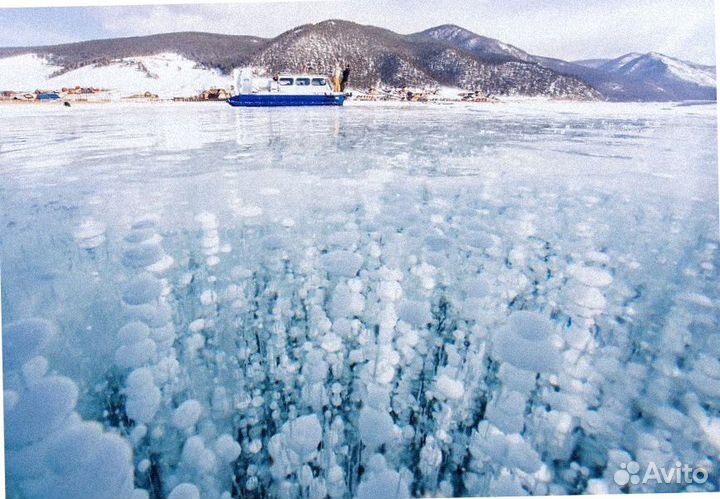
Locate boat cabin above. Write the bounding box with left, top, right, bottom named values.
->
left=236, top=69, right=335, bottom=96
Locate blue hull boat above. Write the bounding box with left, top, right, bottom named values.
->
left=229, top=70, right=348, bottom=107
left=227, top=93, right=346, bottom=107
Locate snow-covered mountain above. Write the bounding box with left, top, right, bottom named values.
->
left=246, top=20, right=599, bottom=98
left=0, top=21, right=715, bottom=101
left=0, top=21, right=599, bottom=100
left=604, top=52, right=715, bottom=86
left=587, top=52, right=716, bottom=101
left=592, top=53, right=643, bottom=72
left=572, top=58, right=612, bottom=69
left=413, top=24, right=532, bottom=63
left=0, top=52, right=232, bottom=97
left=569, top=52, right=716, bottom=101
left=0, top=31, right=264, bottom=74
left=418, top=27, right=716, bottom=102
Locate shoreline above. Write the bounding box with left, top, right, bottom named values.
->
left=0, top=96, right=715, bottom=108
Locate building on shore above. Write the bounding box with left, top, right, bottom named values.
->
left=173, top=88, right=231, bottom=102
left=36, top=92, right=61, bottom=101
left=201, top=88, right=231, bottom=100
left=61, top=86, right=102, bottom=95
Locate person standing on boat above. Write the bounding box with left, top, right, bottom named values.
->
left=332, top=64, right=342, bottom=93
left=341, top=64, right=351, bottom=92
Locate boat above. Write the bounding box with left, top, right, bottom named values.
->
left=227, top=68, right=347, bottom=107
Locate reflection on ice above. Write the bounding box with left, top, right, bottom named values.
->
left=1, top=101, right=718, bottom=498
left=234, top=106, right=344, bottom=150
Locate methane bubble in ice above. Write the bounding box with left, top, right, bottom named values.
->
left=3, top=318, right=56, bottom=371
left=492, top=311, right=560, bottom=373
left=2, top=102, right=718, bottom=498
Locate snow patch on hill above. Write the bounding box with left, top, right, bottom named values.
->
left=421, top=25, right=531, bottom=62
left=602, top=52, right=715, bottom=88
left=649, top=53, right=716, bottom=87
left=0, top=52, right=232, bottom=97
left=0, top=54, right=63, bottom=90
left=599, top=53, right=643, bottom=73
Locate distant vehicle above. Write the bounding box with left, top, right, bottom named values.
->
left=227, top=68, right=347, bottom=107
left=37, top=92, right=61, bottom=101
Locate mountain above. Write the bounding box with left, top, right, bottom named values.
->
left=602, top=52, right=715, bottom=95
left=573, top=58, right=612, bottom=69
left=0, top=20, right=714, bottom=101
left=525, top=56, right=653, bottom=101
left=246, top=20, right=439, bottom=89
left=412, top=24, right=532, bottom=63
left=0, top=32, right=267, bottom=74
left=569, top=52, right=716, bottom=101
left=594, top=53, right=644, bottom=73
left=0, top=20, right=600, bottom=100
left=246, top=20, right=599, bottom=98
left=418, top=28, right=716, bottom=102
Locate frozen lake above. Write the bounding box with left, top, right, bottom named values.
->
left=1, top=101, right=719, bottom=499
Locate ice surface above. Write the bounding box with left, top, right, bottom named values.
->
left=1, top=101, right=718, bottom=498
left=73, top=218, right=107, bottom=249
left=122, top=274, right=163, bottom=305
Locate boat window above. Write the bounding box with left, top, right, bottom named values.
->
left=278, top=78, right=294, bottom=86
left=311, top=78, right=327, bottom=86
left=295, top=78, right=311, bottom=86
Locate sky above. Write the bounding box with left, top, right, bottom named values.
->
left=0, top=0, right=716, bottom=64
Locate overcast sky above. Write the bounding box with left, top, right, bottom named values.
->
left=0, top=0, right=716, bottom=64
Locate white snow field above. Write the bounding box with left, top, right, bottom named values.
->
left=0, top=100, right=718, bottom=499
left=0, top=53, right=231, bottom=97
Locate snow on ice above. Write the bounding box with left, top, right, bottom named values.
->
left=1, top=101, right=719, bottom=498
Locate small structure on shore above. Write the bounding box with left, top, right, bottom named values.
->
left=460, top=91, right=498, bottom=103
left=125, top=91, right=160, bottom=100
left=172, top=88, right=232, bottom=102
left=37, top=92, right=61, bottom=101
left=201, top=88, right=231, bottom=101
left=61, top=86, right=102, bottom=95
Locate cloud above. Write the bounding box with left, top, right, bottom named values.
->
left=496, top=0, right=715, bottom=63
left=2, top=0, right=715, bottom=64
left=97, top=1, right=351, bottom=38
left=100, top=6, right=207, bottom=36
left=0, top=24, right=73, bottom=46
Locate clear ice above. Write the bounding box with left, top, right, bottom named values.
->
left=1, top=101, right=719, bottom=498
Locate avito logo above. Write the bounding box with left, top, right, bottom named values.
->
left=614, top=461, right=710, bottom=487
